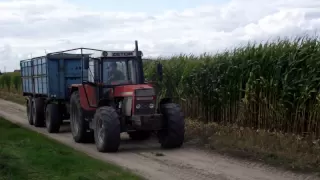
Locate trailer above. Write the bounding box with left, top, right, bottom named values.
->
left=20, top=52, right=90, bottom=130
left=20, top=41, right=185, bottom=152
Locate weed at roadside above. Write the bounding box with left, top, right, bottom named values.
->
left=185, top=118, right=320, bottom=175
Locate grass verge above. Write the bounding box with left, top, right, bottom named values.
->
left=0, top=91, right=319, bottom=176
left=0, top=117, right=142, bottom=180
left=185, top=119, right=320, bottom=176
left=0, top=91, right=25, bottom=105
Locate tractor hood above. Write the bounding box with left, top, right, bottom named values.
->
left=113, top=84, right=155, bottom=97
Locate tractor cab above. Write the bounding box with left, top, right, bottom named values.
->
left=80, top=42, right=161, bottom=110
left=84, top=48, right=146, bottom=86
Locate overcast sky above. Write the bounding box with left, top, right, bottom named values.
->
left=0, top=0, right=320, bottom=71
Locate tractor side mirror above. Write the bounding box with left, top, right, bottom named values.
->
left=83, top=58, right=89, bottom=69
left=156, top=63, right=163, bottom=81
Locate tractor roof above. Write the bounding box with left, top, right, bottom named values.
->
left=46, top=53, right=91, bottom=59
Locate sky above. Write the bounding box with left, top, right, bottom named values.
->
left=0, top=0, right=320, bottom=71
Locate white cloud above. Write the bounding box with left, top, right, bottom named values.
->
left=0, top=0, right=320, bottom=71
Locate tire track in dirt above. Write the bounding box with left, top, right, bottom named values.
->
left=0, top=99, right=318, bottom=180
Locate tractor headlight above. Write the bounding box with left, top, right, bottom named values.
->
left=136, top=104, right=141, bottom=109
left=149, top=103, right=154, bottom=109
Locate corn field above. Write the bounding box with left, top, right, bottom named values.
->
left=144, top=36, right=320, bottom=138
left=1, top=35, right=320, bottom=137
left=0, top=72, right=21, bottom=93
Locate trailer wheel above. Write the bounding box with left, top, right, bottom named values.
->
left=32, top=98, right=45, bottom=127
left=26, top=97, right=33, bottom=125
left=45, top=104, right=61, bottom=133
left=94, top=106, right=120, bottom=152
left=128, top=131, right=151, bottom=141
left=157, top=103, right=185, bottom=149
left=70, top=91, right=94, bottom=143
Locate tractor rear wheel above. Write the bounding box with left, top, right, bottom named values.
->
left=70, top=91, right=94, bottom=143
left=32, top=98, right=45, bottom=127
left=94, top=106, right=120, bottom=152
left=128, top=131, right=151, bottom=140
left=26, top=97, right=33, bottom=125
left=157, top=103, right=185, bottom=149
left=45, top=103, right=61, bottom=133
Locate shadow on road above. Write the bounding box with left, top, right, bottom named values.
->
left=45, top=121, right=170, bottom=153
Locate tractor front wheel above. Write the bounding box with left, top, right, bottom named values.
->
left=94, top=106, right=120, bottom=152
left=157, top=103, right=185, bottom=149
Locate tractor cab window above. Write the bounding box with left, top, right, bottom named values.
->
left=102, top=59, right=136, bottom=85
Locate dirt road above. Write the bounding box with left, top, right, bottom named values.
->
left=0, top=99, right=318, bottom=180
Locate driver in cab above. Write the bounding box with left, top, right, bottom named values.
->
left=106, top=62, right=125, bottom=83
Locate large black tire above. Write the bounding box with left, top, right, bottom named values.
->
left=26, top=97, right=33, bottom=125
left=128, top=131, right=152, bottom=141
left=32, top=98, right=45, bottom=127
left=158, top=103, right=185, bottom=149
left=45, top=104, right=61, bottom=133
left=94, top=106, right=120, bottom=152
left=70, top=91, right=94, bottom=143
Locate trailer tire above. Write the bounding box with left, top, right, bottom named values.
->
left=26, top=97, right=33, bottom=125
left=158, top=103, right=185, bottom=149
left=128, top=131, right=151, bottom=141
left=70, top=91, right=94, bottom=143
left=45, top=104, right=61, bottom=133
left=94, top=106, right=120, bottom=152
left=32, top=98, right=45, bottom=127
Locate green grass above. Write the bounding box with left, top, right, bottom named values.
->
left=0, top=117, right=142, bottom=180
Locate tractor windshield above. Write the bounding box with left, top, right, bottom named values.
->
left=102, top=59, right=137, bottom=85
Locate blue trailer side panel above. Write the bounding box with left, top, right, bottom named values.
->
left=33, top=57, right=48, bottom=94
left=20, top=55, right=88, bottom=99
left=47, top=58, right=58, bottom=97
left=21, top=57, right=48, bottom=95
left=47, top=57, right=88, bottom=99
left=21, top=60, right=33, bottom=93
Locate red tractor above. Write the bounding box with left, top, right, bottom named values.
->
left=62, top=41, right=185, bottom=152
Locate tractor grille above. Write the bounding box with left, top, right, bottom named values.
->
left=134, top=88, right=156, bottom=115
left=134, top=100, right=156, bottom=115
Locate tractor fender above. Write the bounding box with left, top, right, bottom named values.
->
left=159, top=98, right=172, bottom=106
left=158, top=98, right=173, bottom=113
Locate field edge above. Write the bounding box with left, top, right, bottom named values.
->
left=0, top=91, right=319, bottom=177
